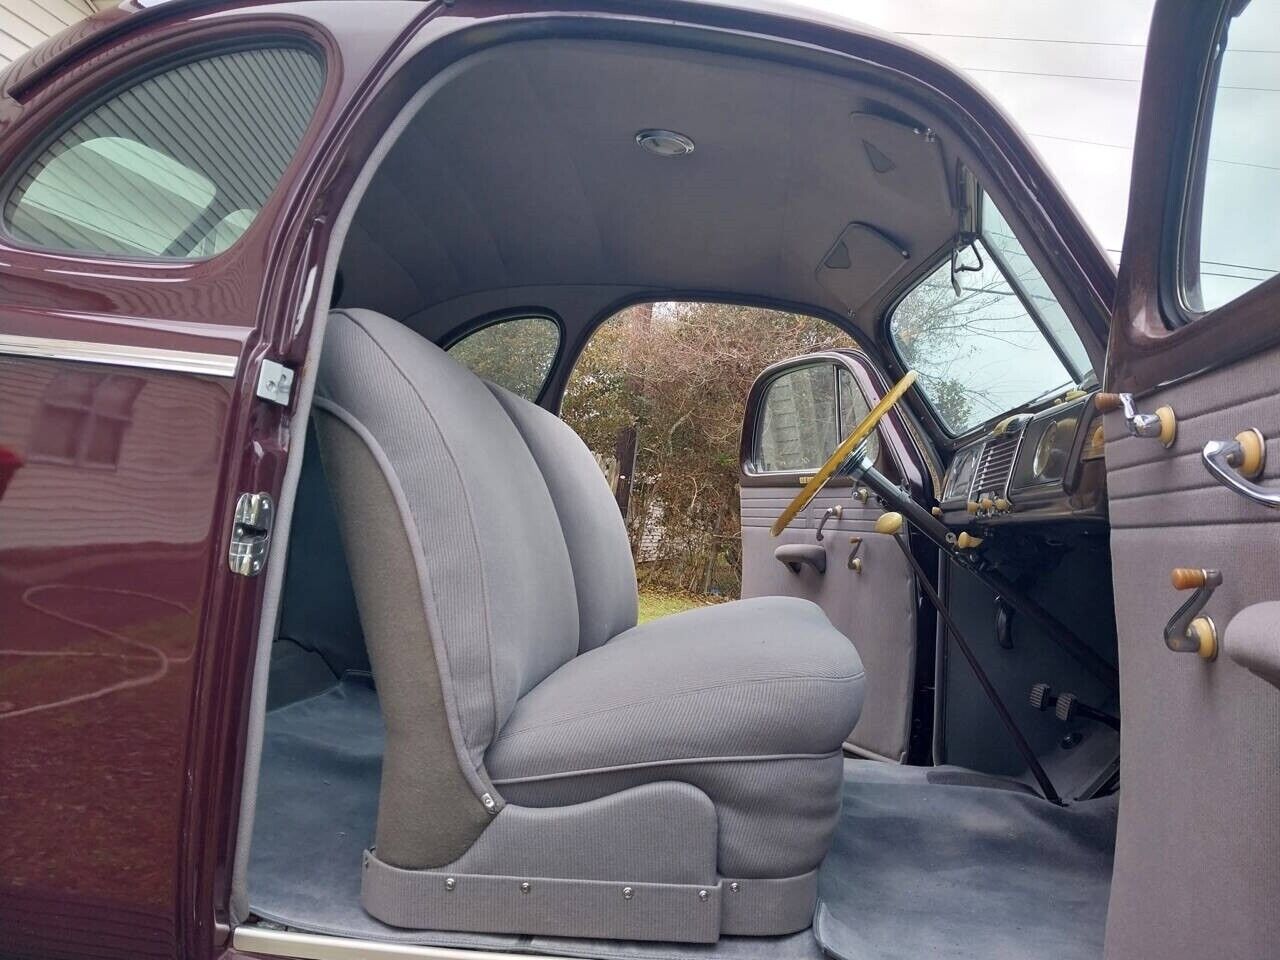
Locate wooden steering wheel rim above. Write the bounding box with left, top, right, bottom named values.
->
left=769, top=370, right=918, bottom=537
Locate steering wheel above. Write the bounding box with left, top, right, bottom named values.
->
left=770, top=370, right=918, bottom=537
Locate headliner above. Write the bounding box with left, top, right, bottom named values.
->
left=337, top=38, right=961, bottom=342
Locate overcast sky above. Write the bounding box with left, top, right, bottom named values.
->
left=791, top=1, right=1158, bottom=262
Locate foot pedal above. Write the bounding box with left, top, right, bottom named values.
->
left=1029, top=682, right=1054, bottom=711
left=1028, top=682, right=1119, bottom=731
left=1054, top=691, right=1079, bottom=723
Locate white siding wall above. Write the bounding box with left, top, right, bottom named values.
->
left=0, top=0, right=108, bottom=70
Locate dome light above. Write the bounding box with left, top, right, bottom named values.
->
left=635, top=129, right=695, bottom=157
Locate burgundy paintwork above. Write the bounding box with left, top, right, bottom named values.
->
left=0, top=3, right=1119, bottom=959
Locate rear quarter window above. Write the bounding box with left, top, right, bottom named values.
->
left=2, top=44, right=324, bottom=259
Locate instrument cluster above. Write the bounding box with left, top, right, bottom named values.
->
left=938, top=394, right=1107, bottom=524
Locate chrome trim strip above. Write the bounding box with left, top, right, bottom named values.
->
left=232, top=926, right=573, bottom=960
left=0, top=334, right=238, bottom=378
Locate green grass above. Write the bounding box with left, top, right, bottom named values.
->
left=637, top=588, right=725, bottom=623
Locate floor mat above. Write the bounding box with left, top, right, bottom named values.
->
left=248, top=677, right=821, bottom=960
left=815, top=762, right=1118, bottom=960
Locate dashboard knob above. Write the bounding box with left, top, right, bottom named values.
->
left=995, top=497, right=1012, bottom=512
left=979, top=496, right=994, bottom=511
left=957, top=531, right=984, bottom=550
left=966, top=500, right=980, bottom=514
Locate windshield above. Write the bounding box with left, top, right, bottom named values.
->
left=888, top=193, right=1093, bottom=435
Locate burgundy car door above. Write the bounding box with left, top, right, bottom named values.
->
left=0, top=25, right=341, bottom=960
left=1103, top=1, right=1280, bottom=956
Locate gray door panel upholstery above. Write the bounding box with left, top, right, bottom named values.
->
left=1103, top=346, right=1280, bottom=960
left=741, top=486, right=917, bottom=761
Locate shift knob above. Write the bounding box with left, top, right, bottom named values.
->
left=875, top=512, right=904, bottom=536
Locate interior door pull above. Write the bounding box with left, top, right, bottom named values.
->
left=1164, top=568, right=1222, bottom=660
left=775, top=543, right=826, bottom=575
left=1202, top=429, right=1278, bottom=507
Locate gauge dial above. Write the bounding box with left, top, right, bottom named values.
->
left=945, top=445, right=980, bottom=500
left=1032, top=418, right=1073, bottom=482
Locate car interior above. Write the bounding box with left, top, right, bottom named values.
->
left=236, top=34, right=1124, bottom=960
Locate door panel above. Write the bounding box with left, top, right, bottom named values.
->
left=1105, top=2, right=1280, bottom=956
left=747, top=491, right=916, bottom=762
left=1102, top=351, right=1280, bottom=960
left=739, top=353, right=921, bottom=762
left=742, top=486, right=917, bottom=761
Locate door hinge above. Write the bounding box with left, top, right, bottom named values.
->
left=229, top=492, right=274, bottom=577
left=256, top=358, right=295, bottom=406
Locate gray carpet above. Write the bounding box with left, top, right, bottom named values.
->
left=249, top=677, right=1115, bottom=960
left=815, top=762, right=1118, bottom=960
left=247, top=677, right=820, bottom=960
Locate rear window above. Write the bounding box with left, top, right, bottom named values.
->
left=447, top=316, right=561, bottom=401
left=2, top=45, right=324, bottom=259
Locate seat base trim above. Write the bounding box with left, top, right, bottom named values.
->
left=721, top=870, right=818, bottom=936
left=361, top=851, right=818, bottom=942
left=362, top=851, right=722, bottom=943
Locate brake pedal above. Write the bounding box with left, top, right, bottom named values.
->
left=1028, top=682, right=1119, bottom=731
left=1029, top=682, right=1054, bottom=711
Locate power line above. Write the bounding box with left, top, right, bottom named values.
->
left=1028, top=131, right=1280, bottom=172
left=961, top=64, right=1280, bottom=93
left=1204, top=258, right=1278, bottom=273
left=962, top=65, right=1139, bottom=83
left=896, top=29, right=1280, bottom=56
left=896, top=30, right=1147, bottom=49
left=1202, top=270, right=1275, bottom=282
left=1104, top=249, right=1278, bottom=276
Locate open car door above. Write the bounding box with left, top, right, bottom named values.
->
left=739, top=351, right=934, bottom=762
left=1104, top=2, right=1280, bottom=956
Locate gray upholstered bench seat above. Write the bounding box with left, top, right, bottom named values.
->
left=314, top=308, right=866, bottom=942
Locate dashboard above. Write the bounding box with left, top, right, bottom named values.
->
left=937, top=393, right=1107, bottom=525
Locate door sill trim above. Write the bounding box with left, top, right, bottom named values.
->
left=232, top=925, right=575, bottom=960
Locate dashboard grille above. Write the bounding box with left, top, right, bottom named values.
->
left=972, top=433, right=1020, bottom=496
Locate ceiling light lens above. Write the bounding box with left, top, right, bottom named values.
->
left=636, top=129, right=695, bottom=157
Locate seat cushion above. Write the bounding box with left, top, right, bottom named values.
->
left=486, top=596, right=865, bottom=877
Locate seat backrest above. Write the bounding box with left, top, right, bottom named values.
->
left=487, top=383, right=637, bottom=652
left=316, top=309, right=580, bottom=765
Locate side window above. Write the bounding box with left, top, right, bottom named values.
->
left=755, top=363, right=880, bottom=473
left=757, top=364, right=839, bottom=473
left=447, top=316, right=560, bottom=401
left=2, top=45, right=324, bottom=258
left=1182, top=2, right=1280, bottom=313
left=837, top=367, right=878, bottom=464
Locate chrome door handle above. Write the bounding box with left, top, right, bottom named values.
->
left=1202, top=429, right=1279, bottom=508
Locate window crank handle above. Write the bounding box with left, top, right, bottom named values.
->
left=1163, top=568, right=1222, bottom=660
